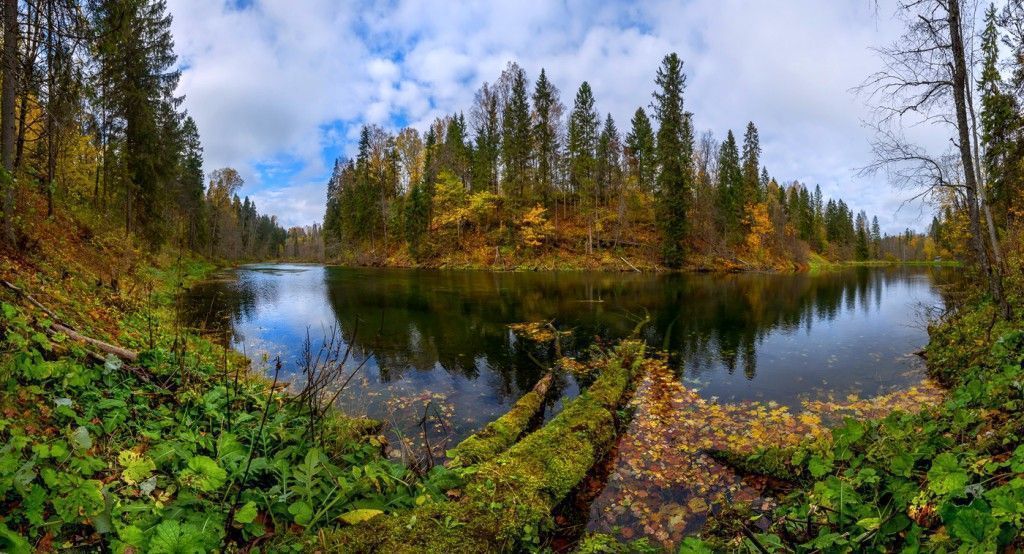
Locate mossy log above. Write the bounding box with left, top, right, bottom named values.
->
left=322, top=341, right=647, bottom=553
left=445, top=372, right=553, bottom=468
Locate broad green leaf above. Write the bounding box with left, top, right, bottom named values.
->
left=179, top=455, right=227, bottom=493
left=856, top=517, right=881, bottom=530
left=71, top=426, right=92, bottom=451
left=928, top=453, right=968, bottom=497
left=118, top=450, right=156, bottom=485
left=148, top=520, right=205, bottom=554
left=234, top=501, right=258, bottom=524
left=808, top=454, right=833, bottom=478
left=289, top=500, right=313, bottom=526
left=0, top=522, right=30, bottom=554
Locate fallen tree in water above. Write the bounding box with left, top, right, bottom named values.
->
left=446, top=372, right=553, bottom=468
left=322, top=341, right=648, bottom=553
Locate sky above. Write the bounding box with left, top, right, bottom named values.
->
left=165, top=0, right=936, bottom=233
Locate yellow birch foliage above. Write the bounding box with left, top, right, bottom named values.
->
left=520, top=204, right=553, bottom=248
left=743, top=202, right=773, bottom=254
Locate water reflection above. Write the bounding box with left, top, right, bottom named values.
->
left=181, top=265, right=956, bottom=440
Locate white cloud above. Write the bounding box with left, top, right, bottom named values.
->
left=168, top=0, right=937, bottom=233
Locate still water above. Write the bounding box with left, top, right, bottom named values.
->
left=181, top=265, right=954, bottom=443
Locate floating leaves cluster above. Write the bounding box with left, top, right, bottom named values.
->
left=508, top=321, right=562, bottom=343
left=587, top=358, right=944, bottom=549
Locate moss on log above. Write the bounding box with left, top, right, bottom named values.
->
left=446, top=372, right=553, bottom=468
left=322, top=341, right=647, bottom=553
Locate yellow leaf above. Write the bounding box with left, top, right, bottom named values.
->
left=339, top=509, right=384, bottom=525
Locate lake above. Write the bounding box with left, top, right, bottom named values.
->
left=180, top=264, right=955, bottom=451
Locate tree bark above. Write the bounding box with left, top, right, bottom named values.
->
left=1, top=0, right=17, bottom=245
left=947, top=0, right=1008, bottom=316
left=44, top=0, right=55, bottom=217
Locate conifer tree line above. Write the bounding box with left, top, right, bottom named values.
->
left=323, top=53, right=923, bottom=268
left=0, top=0, right=285, bottom=260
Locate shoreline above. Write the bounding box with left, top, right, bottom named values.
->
left=231, top=257, right=959, bottom=275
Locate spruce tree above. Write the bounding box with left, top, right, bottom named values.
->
left=501, top=64, right=531, bottom=205
left=652, top=53, right=692, bottom=267
left=625, top=107, right=656, bottom=193
left=716, top=129, right=741, bottom=234
left=179, top=116, right=206, bottom=248
left=871, top=216, right=882, bottom=258
left=94, top=0, right=183, bottom=245
left=980, top=3, right=1019, bottom=216
left=740, top=122, right=761, bottom=206
left=596, top=113, right=621, bottom=205
left=471, top=84, right=500, bottom=192
left=531, top=68, right=560, bottom=205
left=567, top=81, right=599, bottom=252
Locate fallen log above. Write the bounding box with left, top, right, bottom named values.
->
left=51, top=322, right=138, bottom=363
left=1, top=279, right=140, bottom=363
left=445, top=372, right=553, bottom=468
left=1, top=279, right=73, bottom=329
left=324, top=341, right=648, bottom=553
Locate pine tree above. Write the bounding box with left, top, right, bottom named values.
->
left=625, top=107, right=656, bottom=194
left=652, top=53, right=692, bottom=267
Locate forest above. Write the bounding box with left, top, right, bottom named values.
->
left=316, top=59, right=941, bottom=270
left=0, top=0, right=285, bottom=261
left=0, top=0, right=1023, bottom=553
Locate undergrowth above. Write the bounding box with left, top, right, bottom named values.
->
left=694, top=301, right=1024, bottom=552
left=0, top=258, right=464, bottom=552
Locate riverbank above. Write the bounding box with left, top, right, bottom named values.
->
left=678, top=298, right=1024, bottom=551
left=0, top=212, right=460, bottom=552
left=0, top=206, right=986, bottom=552
left=280, top=252, right=952, bottom=274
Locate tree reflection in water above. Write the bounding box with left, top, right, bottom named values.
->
left=180, top=264, right=957, bottom=443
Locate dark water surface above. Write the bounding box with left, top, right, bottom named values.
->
left=180, top=265, right=955, bottom=443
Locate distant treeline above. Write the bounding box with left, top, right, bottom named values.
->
left=319, top=54, right=935, bottom=268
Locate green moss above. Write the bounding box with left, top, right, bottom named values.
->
left=446, top=373, right=553, bottom=468
left=706, top=446, right=800, bottom=482
left=574, top=533, right=660, bottom=553
left=322, top=341, right=647, bottom=553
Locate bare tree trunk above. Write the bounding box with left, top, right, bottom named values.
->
left=44, top=0, right=55, bottom=218
left=15, top=1, right=40, bottom=173
left=1, top=0, right=17, bottom=245
left=963, top=20, right=1011, bottom=318
left=13, top=90, right=25, bottom=169
left=948, top=0, right=1009, bottom=316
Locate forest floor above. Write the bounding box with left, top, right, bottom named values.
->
left=0, top=199, right=465, bottom=552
